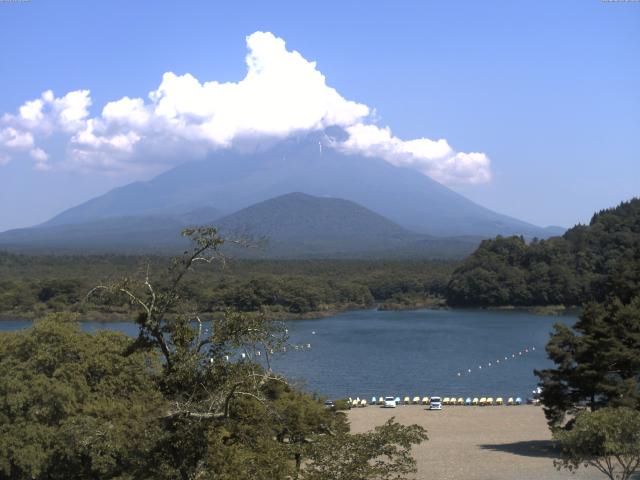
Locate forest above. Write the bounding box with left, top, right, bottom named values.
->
left=446, top=198, right=640, bottom=307
left=0, top=253, right=454, bottom=319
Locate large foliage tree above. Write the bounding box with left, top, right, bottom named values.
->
left=553, top=407, right=640, bottom=480
left=302, top=419, right=428, bottom=480
left=0, top=313, right=166, bottom=480
left=86, top=228, right=422, bottom=480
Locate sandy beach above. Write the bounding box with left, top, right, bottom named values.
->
left=347, top=405, right=604, bottom=480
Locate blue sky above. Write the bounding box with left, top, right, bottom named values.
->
left=0, top=0, right=638, bottom=232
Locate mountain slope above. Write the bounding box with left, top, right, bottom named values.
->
left=0, top=207, right=222, bottom=254
left=210, top=192, right=483, bottom=258
left=215, top=192, right=430, bottom=257
left=42, top=133, right=551, bottom=238
left=0, top=193, right=480, bottom=258
left=217, top=192, right=410, bottom=241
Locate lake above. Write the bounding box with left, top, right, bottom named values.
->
left=0, top=308, right=575, bottom=401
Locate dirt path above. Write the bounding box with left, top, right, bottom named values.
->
left=347, top=405, right=603, bottom=480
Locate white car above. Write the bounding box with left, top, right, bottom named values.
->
left=383, top=396, right=397, bottom=408
left=429, top=396, right=443, bottom=410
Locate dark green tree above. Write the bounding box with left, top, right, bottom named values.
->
left=536, top=296, right=640, bottom=427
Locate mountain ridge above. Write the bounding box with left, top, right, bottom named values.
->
left=0, top=192, right=481, bottom=258
left=41, top=134, right=555, bottom=238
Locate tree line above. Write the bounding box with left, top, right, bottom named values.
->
left=446, top=198, right=640, bottom=307
left=0, top=254, right=454, bottom=318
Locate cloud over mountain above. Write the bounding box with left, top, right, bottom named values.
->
left=0, top=32, right=491, bottom=185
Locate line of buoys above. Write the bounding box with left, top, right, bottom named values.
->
left=220, top=342, right=314, bottom=363
left=455, top=346, right=537, bottom=377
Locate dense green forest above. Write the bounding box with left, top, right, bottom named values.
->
left=0, top=253, right=455, bottom=318
left=446, top=198, right=640, bottom=307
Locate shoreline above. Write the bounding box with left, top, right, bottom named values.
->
left=0, top=303, right=580, bottom=323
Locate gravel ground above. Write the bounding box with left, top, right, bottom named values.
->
left=347, top=405, right=605, bottom=480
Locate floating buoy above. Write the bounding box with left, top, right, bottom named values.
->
left=312, top=331, right=316, bottom=335
left=457, top=372, right=461, bottom=376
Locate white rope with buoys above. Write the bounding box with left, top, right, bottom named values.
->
left=456, top=346, right=537, bottom=377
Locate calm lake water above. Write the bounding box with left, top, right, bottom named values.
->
left=1, top=309, right=576, bottom=401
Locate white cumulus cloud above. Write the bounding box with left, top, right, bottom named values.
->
left=341, top=123, right=491, bottom=184
left=0, top=127, right=34, bottom=149
left=0, top=31, right=491, bottom=184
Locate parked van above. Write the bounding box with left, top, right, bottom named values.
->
left=383, top=396, right=397, bottom=408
